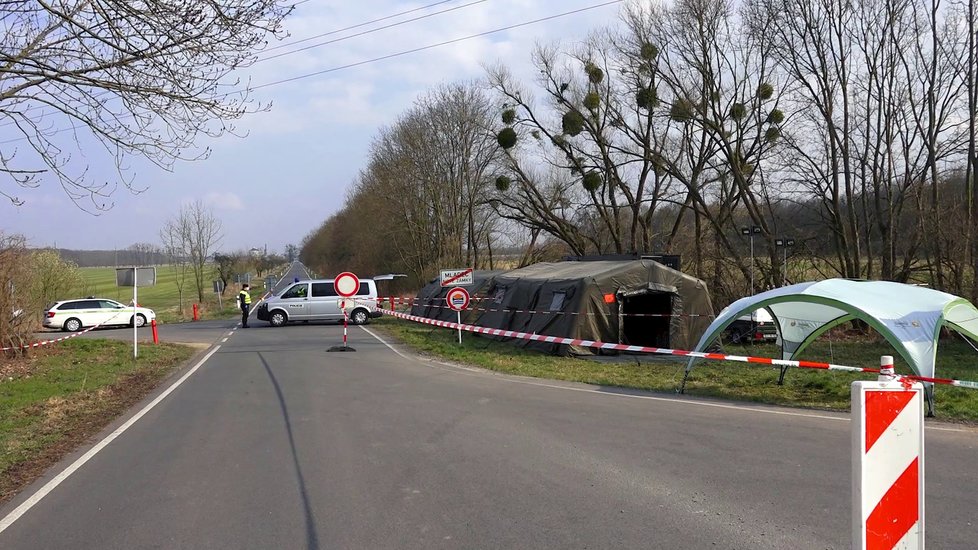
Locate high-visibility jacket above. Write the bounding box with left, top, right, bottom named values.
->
left=239, top=290, right=252, bottom=306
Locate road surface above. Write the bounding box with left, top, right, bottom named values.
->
left=3, top=313, right=977, bottom=548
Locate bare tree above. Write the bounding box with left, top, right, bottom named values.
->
left=160, top=217, right=190, bottom=315
left=184, top=201, right=223, bottom=303
left=161, top=200, right=222, bottom=305
left=0, top=0, right=292, bottom=208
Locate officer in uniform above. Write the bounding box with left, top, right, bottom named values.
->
left=239, top=283, right=252, bottom=328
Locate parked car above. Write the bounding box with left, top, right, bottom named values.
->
left=43, top=298, right=156, bottom=332
left=726, top=307, right=778, bottom=344
left=257, top=278, right=382, bottom=326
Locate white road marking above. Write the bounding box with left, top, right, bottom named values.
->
left=359, top=327, right=975, bottom=434
left=221, top=338, right=228, bottom=343
left=0, top=345, right=223, bottom=534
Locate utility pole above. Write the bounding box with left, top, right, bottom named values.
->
left=775, top=238, right=795, bottom=286
left=741, top=226, right=762, bottom=294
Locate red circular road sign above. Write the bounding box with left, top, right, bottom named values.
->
left=334, top=272, right=360, bottom=298
left=446, top=287, right=470, bottom=312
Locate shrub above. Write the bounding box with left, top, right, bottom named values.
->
left=583, top=92, right=600, bottom=111
left=582, top=171, right=602, bottom=192
left=497, top=127, right=517, bottom=149
left=562, top=111, right=586, bottom=136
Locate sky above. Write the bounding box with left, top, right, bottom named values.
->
left=0, top=0, right=626, bottom=255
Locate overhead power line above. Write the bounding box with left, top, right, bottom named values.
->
left=259, top=0, right=488, bottom=62
left=0, top=0, right=624, bottom=145
left=253, top=0, right=623, bottom=90
left=265, top=0, right=463, bottom=52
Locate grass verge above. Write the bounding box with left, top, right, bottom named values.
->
left=0, top=339, right=196, bottom=505
left=371, top=318, right=978, bottom=424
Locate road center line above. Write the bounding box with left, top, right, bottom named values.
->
left=0, top=345, right=222, bottom=534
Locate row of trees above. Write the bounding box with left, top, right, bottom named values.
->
left=302, top=0, right=978, bottom=307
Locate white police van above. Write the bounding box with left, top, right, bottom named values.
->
left=257, top=278, right=381, bottom=326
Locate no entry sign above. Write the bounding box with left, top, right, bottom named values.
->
left=446, top=287, right=470, bottom=311
left=334, top=272, right=360, bottom=297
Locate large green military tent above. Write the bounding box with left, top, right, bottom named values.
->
left=408, top=260, right=714, bottom=355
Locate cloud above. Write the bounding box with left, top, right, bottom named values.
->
left=202, top=191, right=245, bottom=211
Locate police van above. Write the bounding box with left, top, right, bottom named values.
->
left=256, top=278, right=382, bottom=327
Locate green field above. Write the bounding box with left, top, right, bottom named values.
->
left=77, top=266, right=275, bottom=323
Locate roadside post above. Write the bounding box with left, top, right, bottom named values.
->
left=445, top=287, right=470, bottom=345
left=852, top=356, right=924, bottom=549
left=740, top=226, right=762, bottom=294
left=116, top=266, right=156, bottom=358
left=213, top=280, right=224, bottom=310
left=328, top=272, right=360, bottom=352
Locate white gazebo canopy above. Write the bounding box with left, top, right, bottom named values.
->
left=685, top=279, right=978, bottom=385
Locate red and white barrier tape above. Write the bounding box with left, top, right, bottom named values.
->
left=382, top=308, right=978, bottom=389
left=383, top=297, right=715, bottom=318
left=0, top=311, right=129, bottom=352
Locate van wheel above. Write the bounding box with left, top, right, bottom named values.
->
left=64, top=318, right=82, bottom=332
left=350, top=308, right=369, bottom=325
left=270, top=310, right=288, bottom=327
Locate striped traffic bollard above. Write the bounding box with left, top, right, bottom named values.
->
left=852, top=356, right=924, bottom=550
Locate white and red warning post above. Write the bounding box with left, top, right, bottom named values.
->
left=852, top=356, right=924, bottom=549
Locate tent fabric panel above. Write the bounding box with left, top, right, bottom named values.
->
left=940, top=301, right=978, bottom=343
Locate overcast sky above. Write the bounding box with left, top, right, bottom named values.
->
left=0, top=0, right=624, bottom=255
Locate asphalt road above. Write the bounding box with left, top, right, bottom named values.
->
left=2, top=320, right=978, bottom=548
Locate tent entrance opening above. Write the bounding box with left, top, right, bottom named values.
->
left=622, top=291, right=672, bottom=347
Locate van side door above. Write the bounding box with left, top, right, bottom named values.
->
left=279, top=283, right=311, bottom=319
left=310, top=282, right=341, bottom=320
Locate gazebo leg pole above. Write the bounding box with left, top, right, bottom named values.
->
left=678, top=370, right=690, bottom=394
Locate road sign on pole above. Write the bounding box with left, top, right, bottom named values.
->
left=446, top=287, right=470, bottom=311
left=116, top=267, right=156, bottom=359
left=440, top=268, right=474, bottom=287
left=328, top=272, right=359, bottom=353
left=334, top=271, right=360, bottom=297
left=445, top=287, right=470, bottom=344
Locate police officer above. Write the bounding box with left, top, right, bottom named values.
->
left=239, top=283, right=252, bottom=328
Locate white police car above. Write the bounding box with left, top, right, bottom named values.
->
left=43, top=298, right=156, bottom=332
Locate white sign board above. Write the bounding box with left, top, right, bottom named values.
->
left=116, top=267, right=157, bottom=287
left=440, top=268, right=473, bottom=287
